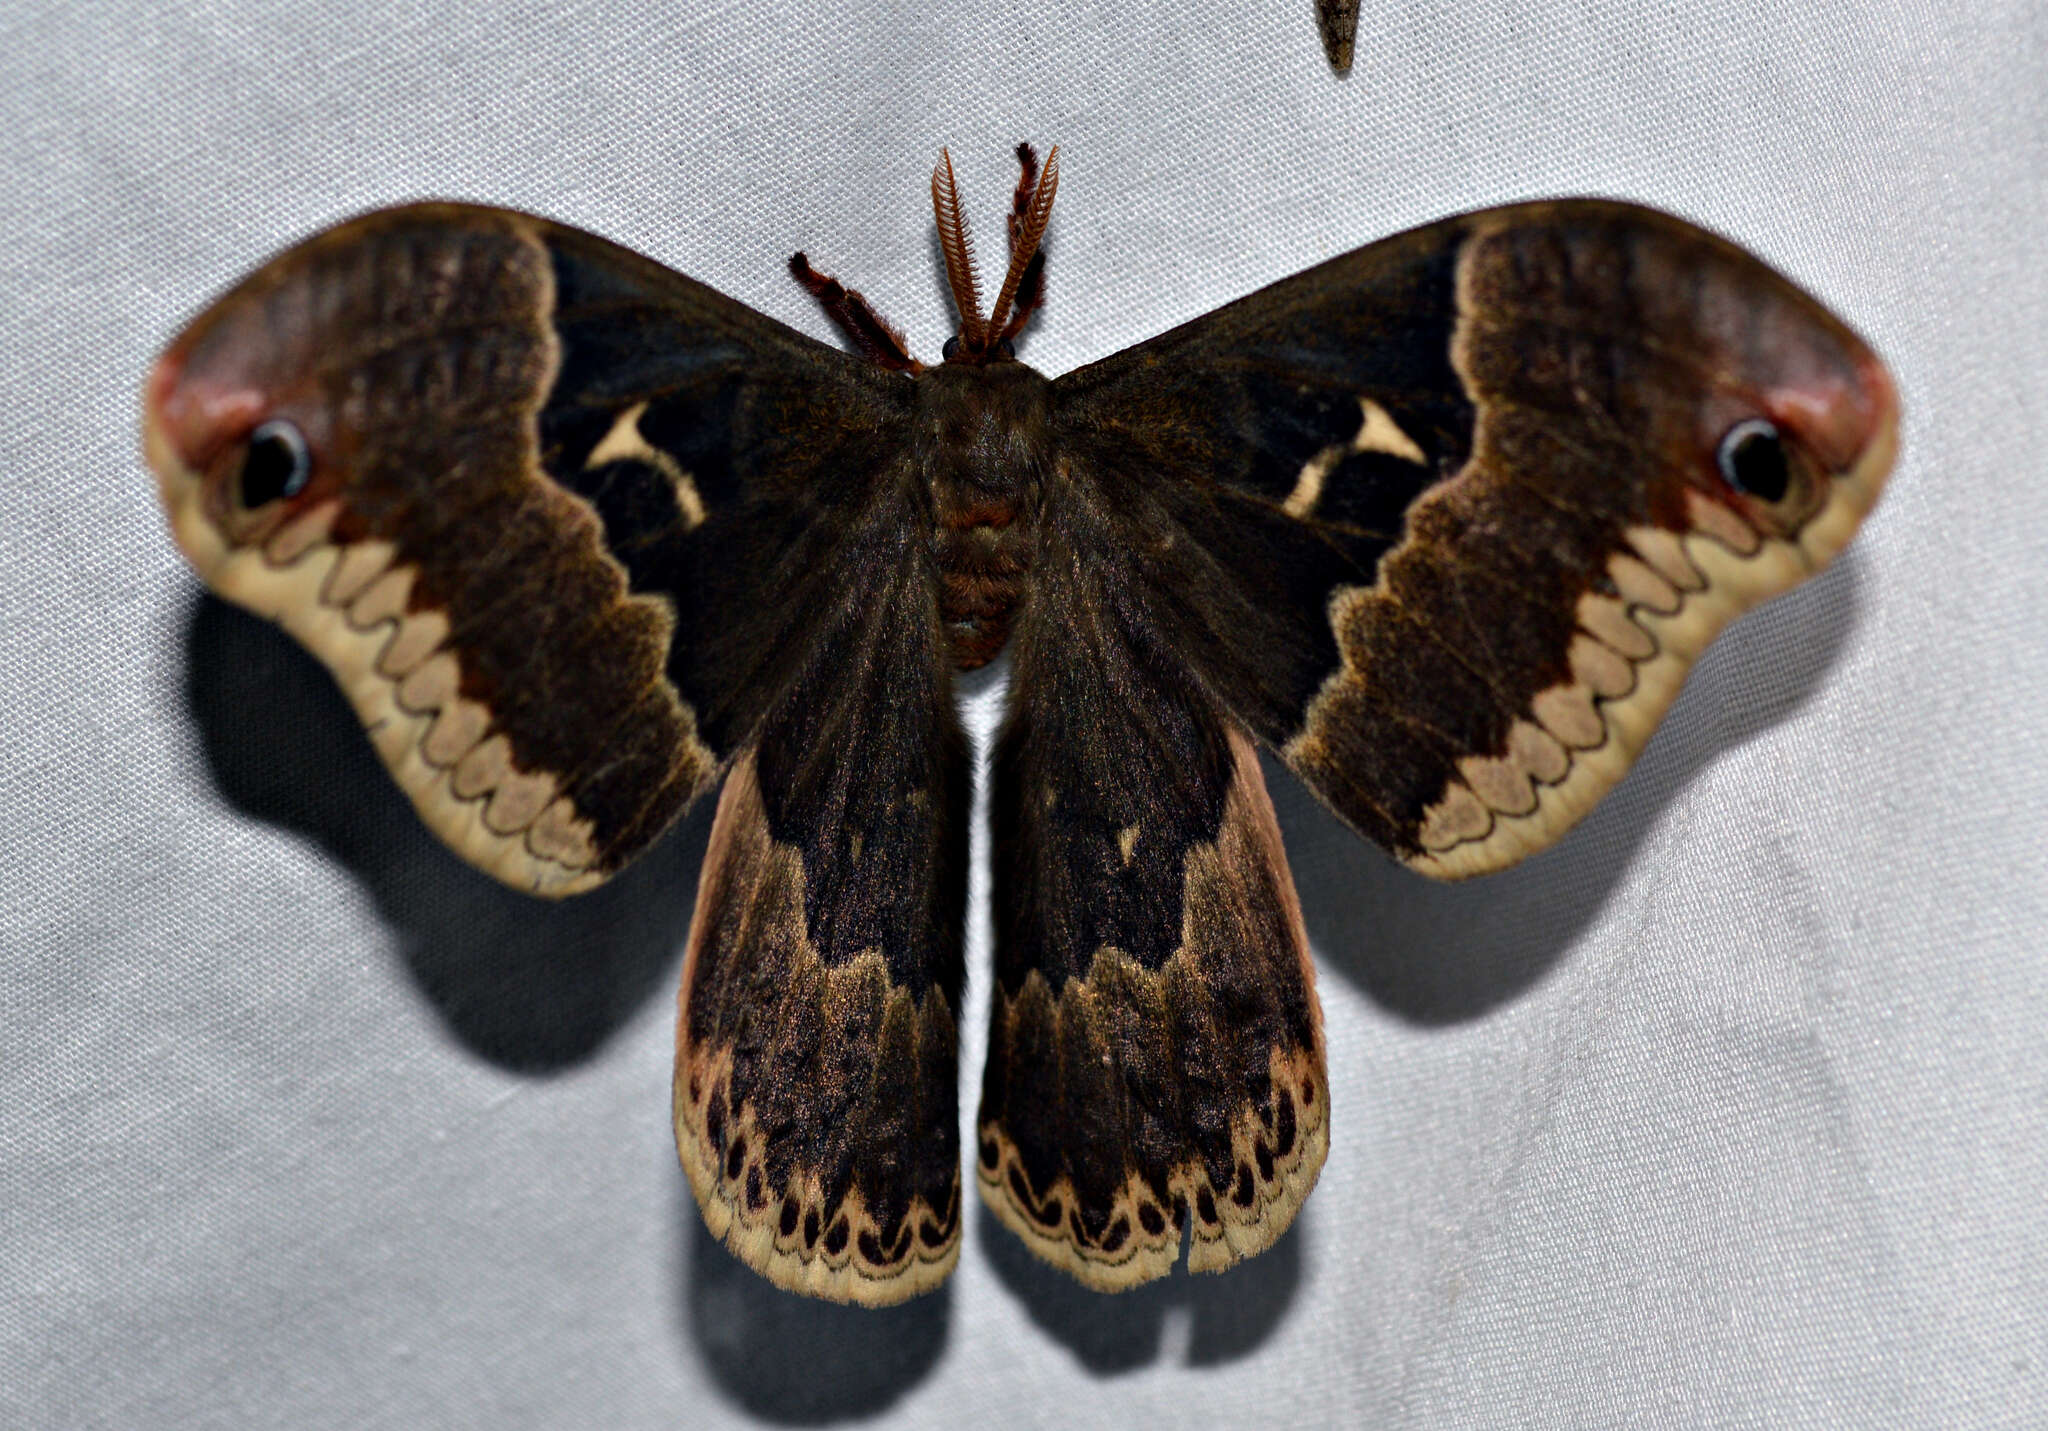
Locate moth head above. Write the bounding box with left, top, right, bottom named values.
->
left=789, top=144, right=1059, bottom=371
left=940, top=333, right=1016, bottom=364
left=141, top=277, right=344, bottom=577
left=932, top=143, right=1059, bottom=366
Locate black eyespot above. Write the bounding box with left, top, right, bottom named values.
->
left=1716, top=418, right=1791, bottom=503
left=941, top=335, right=961, bottom=362
left=239, top=419, right=311, bottom=508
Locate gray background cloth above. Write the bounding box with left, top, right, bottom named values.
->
left=4, top=0, right=2043, bottom=1426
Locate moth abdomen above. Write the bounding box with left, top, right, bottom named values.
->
left=914, top=360, right=1051, bottom=668
left=936, top=562, right=1027, bottom=671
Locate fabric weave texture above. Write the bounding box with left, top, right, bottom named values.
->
left=2, top=1, right=2042, bottom=1426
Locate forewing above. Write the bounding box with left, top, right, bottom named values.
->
left=1049, top=199, right=1898, bottom=879
left=978, top=489, right=1327, bottom=1290
left=143, top=203, right=913, bottom=895
left=676, top=506, right=970, bottom=1305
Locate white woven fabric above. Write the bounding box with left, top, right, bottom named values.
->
left=4, top=0, right=2043, bottom=1425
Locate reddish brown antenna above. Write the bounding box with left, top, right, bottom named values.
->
left=931, top=148, right=988, bottom=353
left=987, top=145, right=1058, bottom=342
left=933, top=143, right=1060, bottom=361
left=997, top=143, right=1051, bottom=341
left=796, top=145, right=1058, bottom=369
left=787, top=252, right=921, bottom=371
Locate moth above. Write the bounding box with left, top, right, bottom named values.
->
left=142, top=144, right=1898, bottom=1306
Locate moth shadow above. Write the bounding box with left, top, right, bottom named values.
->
left=681, top=1198, right=950, bottom=1422
left=975, top=1201, right=1305, bottom=1373
left=1279, top=554, right=1868, bottom=1025
left=183, top=594, right=705, bottom=1072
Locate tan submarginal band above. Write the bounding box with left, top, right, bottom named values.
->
left=676, top=1040, right=961, bottom=1306
left=1405, top=407, right=1897, bottom=880
left=977, top=1043, right=1329, bottom=1291
left=143, top=409, right=604, bottom=897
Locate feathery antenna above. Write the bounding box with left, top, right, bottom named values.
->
left=987, top=144, right=1058, bottom=344
left=800, top=145, right=1060, bottom=368
left=931, top=148, right=987, bottom=351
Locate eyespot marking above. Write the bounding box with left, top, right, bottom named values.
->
left=239, top=419, right=311, bottom=509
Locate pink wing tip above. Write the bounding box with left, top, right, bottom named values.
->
left=142, top=343, right=267, bottom=475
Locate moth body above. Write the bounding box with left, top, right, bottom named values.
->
left=913, top=358, right=1051, bottom=669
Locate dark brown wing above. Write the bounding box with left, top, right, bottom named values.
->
left=977, top=485, right=1327, bottom=1290
left=675, top=502, right=970, bottom=1306
left=1047, top=199, right=1898, bottom=880
left=143, top=203, right=915, bottom=895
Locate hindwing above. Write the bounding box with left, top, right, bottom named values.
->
left=676, top=502, right=969, bottom=1305
left=978, top=479, right=1326, bottom=1289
